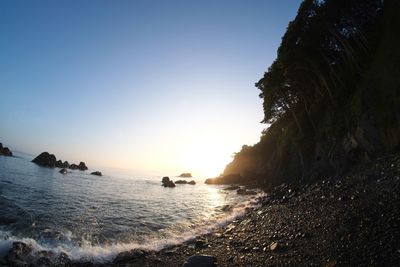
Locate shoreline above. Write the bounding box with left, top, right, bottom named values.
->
left=2, top=152, right=400, bottom=266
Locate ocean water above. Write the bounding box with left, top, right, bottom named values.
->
left=0, top=153, right=261, bottom=262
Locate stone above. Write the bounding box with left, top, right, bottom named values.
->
left=181, top=255, right=216, bottom=267
left=32, top=152, right=57, bottom=167
left=6, top=242, right=34, bottom=266
left=162, top=176, right=176, bottom=187
left=91, top=171, right=102, bottom=176
left=188, top=180, right=196, bottom=185
left=78, top=161, right=88, bottom=170
left=270, top=241, right=279, bottom=251
left=163, top=180, right=176, bottom=188
left=175, top=180, right=188, bottom=184
left=69, top=164, right=79, bottom=170
left=162, top=176, right=170, bottom=184
left=2, top=147, right=12, bottom=156
left=59, top=168, right=68, bottom=174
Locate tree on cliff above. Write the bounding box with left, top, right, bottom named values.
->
left=221, top=0, right=395, bottom=186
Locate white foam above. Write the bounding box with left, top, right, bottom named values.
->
left=0, top=193, right=264, bottom=263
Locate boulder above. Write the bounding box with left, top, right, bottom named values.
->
left=6, top=242, right=34, bottom=266
left=63, top=161, right=70, bottom=168
left=59, top=168, right=68, bottom=174
left=175, top=180, right=188, bottom=184
left=69, top=163, right=79, bottom=170
left=2, top=147, right=12, bottom=157
left=55, top=160, right=64, bottom=168
left=188, top=180, right=196, bottom=185
left=32, top=152, right=57, bottom=167
left=181, top=255, right=216, bottom=267
left=161, top=177, right=175, bottom=188
left=91, top=171, right=102, bottom=176
left=0, top=143, right=13, bottom=156
left=162, top=176, right=170, bottom=184
left=78, top=161, right=88, bottom=170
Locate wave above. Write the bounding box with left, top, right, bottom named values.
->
left=0, top=193, right=264, bottom=263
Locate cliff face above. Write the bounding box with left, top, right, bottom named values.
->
left=221, top=0, right=400, bottom=187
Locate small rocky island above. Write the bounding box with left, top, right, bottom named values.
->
left=162, top=176, right=196, bottom=187
left=0, top=143, right=13, bottom=157
left=32, top=152, right=88, bottom=170
left=178, top=172, right=192, bottom=178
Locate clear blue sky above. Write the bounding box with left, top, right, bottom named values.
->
left=0, top=0, right=302, bottom=177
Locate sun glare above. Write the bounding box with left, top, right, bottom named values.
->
left=177, top=138, right=232, bottom=178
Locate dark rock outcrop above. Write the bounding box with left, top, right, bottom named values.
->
left=69, top=164, right=79, bottom=170
left=175, top=180, right=188, bottom=184
left=188, top=180, right=196, bottom=185
left=59, top=168, right=68, bottom=174
left=32, top=152, right=57, bottom=167
left=5, top=242, right=34, bottom=266
left=0, top=143, right=13, bottom=156
left=2, top=147, right=12, bottom=156
left=161, top=176, right=175, bottom=188
left=78, top=162, right=88, bottom=170
left=55, top=160, right=66, bottom=168
left=91, top=171, right=102, bottom=176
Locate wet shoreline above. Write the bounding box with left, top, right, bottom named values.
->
left=2, top=152, right=400, bottom=266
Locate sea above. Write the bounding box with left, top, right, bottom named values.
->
left=0, top=152, right=261, bottom=263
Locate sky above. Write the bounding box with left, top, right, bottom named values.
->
left=0, top=0, right=302, bottom=177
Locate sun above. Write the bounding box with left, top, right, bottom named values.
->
left=176, top=138, right=231, bottom=178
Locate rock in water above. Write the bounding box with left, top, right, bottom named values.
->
left=59, top=168, right=68, bottom=174
left=6, top=242, right=34, bottom=266
left=175, top=180, right=188, bottom=184
left=91, top=171, right=102, bottom=176
left=78, top=161, right=88, bottom=170
left=69, top=163, right=79, bottom=170
left=161, top=176, right=176, bottom=187
left=2, top=147, right=12, bottom=156
left=162, top=176, right=170, bottom=184
left=181, top=255, right=215, bottom=267
left=55, top=160, right=64, bottom=168
left=188, top=180, right=196, bottom=185
left=32, top=152, right=57, bottom=167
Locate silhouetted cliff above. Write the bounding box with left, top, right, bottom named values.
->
left=217, top=0, right=399, bottom=187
